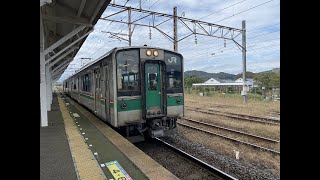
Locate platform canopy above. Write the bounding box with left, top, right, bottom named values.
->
left=40, top=0, right=111, bottom=127
left=40, top=0, right=111, bottom=81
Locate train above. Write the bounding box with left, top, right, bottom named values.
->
left=63, top=46, right=184, bottom=142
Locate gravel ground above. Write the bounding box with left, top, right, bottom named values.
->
left=135, top=140, right=226, bottom=180
left=160, top=133, right=280, bottom=180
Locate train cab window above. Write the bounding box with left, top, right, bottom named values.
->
left=164, top=52, right=183, bottom=93
left=148, top=73, right=158, bottom=90
left=116, top=49, right=140, bottom=96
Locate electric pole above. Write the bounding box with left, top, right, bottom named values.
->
left=128, top=6, right=132, bottom=46
left=242, top=20, right=247, bottom=103
left=173, top=6, right=178, bottom=51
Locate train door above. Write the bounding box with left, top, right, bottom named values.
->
left=77, top=77, right=80, bottom=101
left=144, top=62, right=164, bottom=118
left=94, top=69, right=101, bottom=114
left=105, top=65, right=110, bottom=117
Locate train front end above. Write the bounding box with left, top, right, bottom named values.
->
left=115, top=47, right=184, bottom=138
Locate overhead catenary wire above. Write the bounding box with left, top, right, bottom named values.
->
left=89, top=0, right=162, bottom=58
left=61, top=0, right=279, bottom=80
left=199, top=0, right=250, bottom=20
left=185, top=43, right=279, bottom=61
left=179, top=29, right=279, bottom=54
left=154, top=0, right=276, bottom=45
left=214, top=0, right=275, bottom=23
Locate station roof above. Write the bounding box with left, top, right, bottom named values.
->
left=40, top=0, right=111, bottom=81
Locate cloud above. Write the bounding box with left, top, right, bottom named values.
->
left=59, top=0, right=280, bottom=81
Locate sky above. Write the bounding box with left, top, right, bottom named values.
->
left=59, top=0, right=280, bottom=82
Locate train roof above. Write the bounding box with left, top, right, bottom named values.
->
left=64, top=46, right=182, bottom=81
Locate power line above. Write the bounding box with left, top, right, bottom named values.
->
left=184, top=43, right=279, bottom=62
left=199, top=0, right=249, bottom=20
left=74, top=1, right=279, bottom=69
left=183, top=41, right=279, bottom=60
left=183, top=39, right=279, bottom=58
left=152, top=0, right=275, bottom=44
left=180, top=31, right=279, bottom=54
left=85, top=2, right=132, bottom=56
left=178, top=29, right=279, bottom=52
left=123, top=0, right=130, bottom=6
left=214, top=0, right=275, bottom=23
left=87, top=1, right=135, bottom=58
left=84, top=0, right=142, bottom=58
left=183, top=37, right=280, bottom=57
left=115, top=0, right=161, bottom=35
left=155, top=0, right=250, bottom=37
left=89, top=0, right=162, bottom=58
left=247, top=23, right=279, bottom=32
left=248, top=43, right=280, bottom=51
left=247, top=30, right=279, bottom=39
left=97, top=0, right=272, bottom=53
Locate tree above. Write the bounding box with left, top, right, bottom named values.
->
left=236, top=71, right=255, bottom=79
left=253, top=72, right=280, bottom=89
left=184, top=75, right=205, bottom=88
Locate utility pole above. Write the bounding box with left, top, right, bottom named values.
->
left=128, top=6, right=132, bottom=46
left=242, top=20, right=247, bottom=103
left=173, top=6, right=178, bottom=51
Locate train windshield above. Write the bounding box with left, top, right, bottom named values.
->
left=116, top=49, right=141, bottom=96
left=164, top=52, right=183, bottom=93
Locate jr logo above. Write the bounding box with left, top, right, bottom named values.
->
left=168, top=57, right=177, bottom=64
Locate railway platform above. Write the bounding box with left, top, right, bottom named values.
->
left=40, top=90, right=178, bottom=180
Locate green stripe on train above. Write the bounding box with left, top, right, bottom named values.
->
left=117, top=99, right=142, bottom=112
left=117, top=95, right=184, bottom=112
left=74, top=93, right=114, bottom=108
left=80, top=93, right=94, bottom=100
left=167, top=96, right=184, bottom=106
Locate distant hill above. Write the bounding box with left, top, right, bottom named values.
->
left=184, top=70, right=237, bottom=81
left=184, top=68, right=279, bottom=81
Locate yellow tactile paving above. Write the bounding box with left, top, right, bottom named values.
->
left=57, top=96, right=106, bottom=180
left=77, top=161, right=104, bottom=179
left=72, top=154, right=94, bottom=163
left=81, top=174, right=106, bottom=180
left=71, top=101, right=179, bottom=180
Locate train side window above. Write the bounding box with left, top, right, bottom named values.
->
left=88, top=74, right=91, bottom=91
left=81, top=74, right=90, bottom=92
left=81, top=76, right=85, bottom=91
left=148, top=73, right=158, bottom=90
left=85, top=75, right=89, bottom=91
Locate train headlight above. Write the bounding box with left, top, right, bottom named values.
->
left=146, top=49, right=152, bottom=56
left=153, top=50, right=159, bottom=57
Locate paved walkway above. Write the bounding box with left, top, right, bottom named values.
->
left=40, top=93, right=77, bottom=180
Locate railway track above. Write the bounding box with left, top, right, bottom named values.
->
left=180, top=117, right=280, bottom=143
left=186, top=106, right=280, bottom=125
left=135, top=138, right=238, bottom=180
left=177, top=118, right=280, bottom=155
